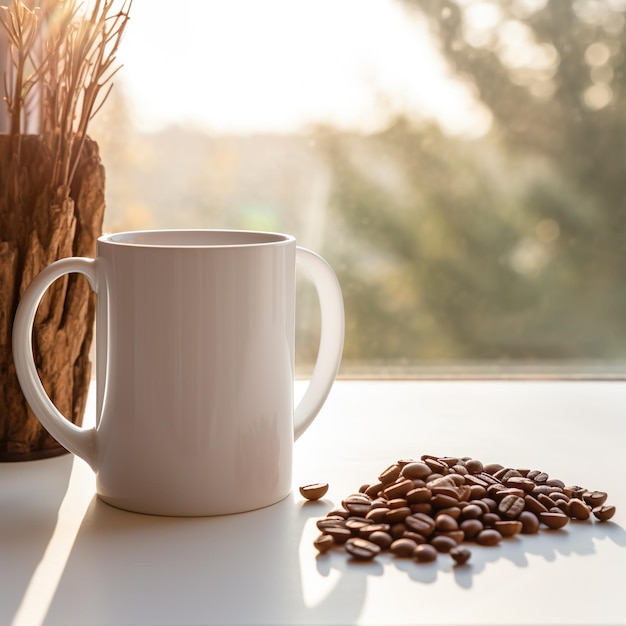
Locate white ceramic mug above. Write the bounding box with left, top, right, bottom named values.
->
left=13, top=230, right=344, bottom=516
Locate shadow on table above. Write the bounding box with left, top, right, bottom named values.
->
left=42, top=493, right=368, bottom=626
left=316, top=517, right=626, bottom=589
left=0, top=454, right=74, bottom=625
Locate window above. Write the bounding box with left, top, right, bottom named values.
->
left=86, top=0, right=626, bottom=377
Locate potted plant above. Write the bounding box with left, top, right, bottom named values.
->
left=0, top=0, right=131, bottom=460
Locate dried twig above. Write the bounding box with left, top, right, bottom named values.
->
left=0, top=0, right=132, bottom=200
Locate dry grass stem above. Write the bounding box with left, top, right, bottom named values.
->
left=1, top=0, right=132, bottom=201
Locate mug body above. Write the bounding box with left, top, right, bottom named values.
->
left=94, top=230, right=296, bottom=515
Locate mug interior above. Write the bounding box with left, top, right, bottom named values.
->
left=101, top=229, right=292, bottom=247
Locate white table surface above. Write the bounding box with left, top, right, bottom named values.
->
left=1, top=380, right=625, bottom=626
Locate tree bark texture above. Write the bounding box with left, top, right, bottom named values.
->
left=0, top=135, right=105, bottom=460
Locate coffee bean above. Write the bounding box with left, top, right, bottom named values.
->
left=539, top=511, right=569, bottom=530
left=476, top=529, right=503, bottom=546
left=450, top=546, right=472, bottom=565
left=483, top=463, right=504, bottom=475
left=368, top=531, right=393, bottom=549
left=326, top=526, right=352, bottom=544
left=314, top=534, right=334, bottom=553
left=430, top=535, right=458, bottom=553
left=584, top=491, right=608, bottom=507
left=406, top=487, right=432, bottom=504
left=435, top=514, right=459, bottom=533
left=460, top=518, right=484, bottom=541
left=413, top=544, right=438, bottom=563
left=460, top=503, right=483, bottom=520
left=519, top=511, right=540, bottom=534
left=390, top=537, right=418, bottom=557
left=401, top=462, right=432, bottom=480
left=300, top=483, right=329, bottom=501
left=345, top=538, right=381, bottom=561
left=379, top=464, right=402, bottom=485
left=383, top=479, right=414, bottom=500
left=405, top=512, right=436, bottom=537
left=342, top=493, right=372, bottom=516
left=365, top=507, right=390, bottom=523
left=385, top=506, right=411, bottom=523
left=524, top=494, right=549, bottom=515
left=465, top=459, right=484, bottom=474
left=592, top=505, right=616, bottom=521
left=498, top=494, right=526, bottom=519
left=494, top=520, right=523, bottom=537
left=568, top=498, right=591, bottom=520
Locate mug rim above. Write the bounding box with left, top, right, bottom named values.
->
left=98, top=229, right=295, bottom=248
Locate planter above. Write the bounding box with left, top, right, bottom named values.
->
left=0, top=134, right=105, bottom=460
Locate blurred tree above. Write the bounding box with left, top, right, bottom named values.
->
left=320, top=0, right=626, bottom=369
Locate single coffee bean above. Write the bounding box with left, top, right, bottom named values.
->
left=519, top=511, right=540, bottom=534
left=316, top=516, right=347, bottom=531
left=476, top=529, right=503, bottom=546
left=498, top=494, right=526, bottom=519
left=494, top=520, right=523, bottom=537
left=435, top=514, right=459, bottom=533
left=379, top=464, right=402, bottom=485
left=584, top=491, right=608, bottom=507
left=437, top=530, right=464, bottom=544
left=387, top=498, right=409, bottom=509
left=450, top=546, right=472, bottom=565
left=401, top=462, right=432, bottom=480
left=325, top=526, right=352, bottom=544
left=483, top=463, right=504, bottom=475
left=592, top=505, right=616, bottom=521
left=314, top=534, right=334, bottom=553
left=430, top=534, right=458, bottom=553
left=368, top=531, right=393, bottom=549
left=540, top=511, right=569, bottom=530
left=405, top=512, right=436, bottom=537
left=430, top=485, right=459, bottom=499
left=390, top=537, right=418, bottom=557
left=345, top=537, right=381, bottom=561
left=546, top=478, right=565, bottom=488
left=406, top=487, right=432, bottom=504
left=482, top=512, right=500, bottom=527
left=431, top=494, right=459, bottom=509
left=385, top=506, right=412, bottom=523
left=345, top=518, right=370, bottom=532
left=365, top=482, right=384, bottom=498
left=410, top=503, right=433, bottom=515
left=300, top=483, right=329, bottom=501
left=504, top=476, right=535, bottom=493
left=524, top=494, right=549, bottom=515
left=413, top=543, right=438, bottom=563
left=460, top=503, right=483, bottom=520
left=465, top=459, right=484, bottom=474
left=359, top=523, right=390, bottom=537
left=390, top=523, right=408, bottom=539
left=468, top=485, right=488, bottom=500
left=423, top=457, right=447, bottom=473
left=383, top=479, right=415, bottom=500
left=365, top=507, right=390, bottom=523
left=342, top=493, right=372, bottom=516
left=460, top=518, right=484, bottom=541
left=437, top=506, right=462, bottom=520
left=402, top=531, right=427, bottom=544
left=568, top=498, right=591, bottom=520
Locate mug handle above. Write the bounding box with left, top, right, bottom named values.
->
left=294, top=247, right=345, bottom=440
left=12, top=257, right=99, bottom=469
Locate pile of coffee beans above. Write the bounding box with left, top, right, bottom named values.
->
left=310, top=454, right=616, bottom=565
